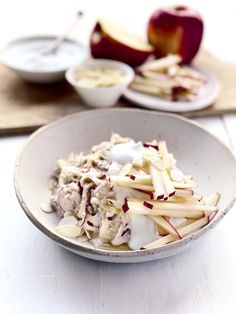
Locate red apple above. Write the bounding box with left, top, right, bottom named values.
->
left=147, top=5, right=204, bottom=63
left=90, top=18, right=154, bottom=67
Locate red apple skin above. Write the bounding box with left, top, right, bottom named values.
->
left=147, top=5, right=204, bottom=64
left=90, top=22, right=153, bottom=67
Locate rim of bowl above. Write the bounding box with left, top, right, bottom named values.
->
left=0, top=35, right=88, bottom=74
left=65, top=59, right=135, bottom=91
left=14, top=108, right=236, bottom=259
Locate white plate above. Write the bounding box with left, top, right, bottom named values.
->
left=14, top=109, right=236, bottom=263
left=124, top=67, right=220, bottom=112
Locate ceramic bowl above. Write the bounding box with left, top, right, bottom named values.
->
left=0, top=35, right=88, bottom=84
left=65, top=59, right=134, bottom=107
left=14, top=109, right=236, bottom=263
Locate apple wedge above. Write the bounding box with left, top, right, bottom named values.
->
left=90, top=18, right=154, bottom=67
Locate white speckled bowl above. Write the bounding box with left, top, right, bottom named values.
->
left=14, top=109, right=236, bottom=263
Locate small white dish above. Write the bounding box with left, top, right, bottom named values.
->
left=124, top=66, right=220, bottom=112
left=65, top=59, right=134, bottom=107
left=0, top=35, right=88, bottom=84
left=14, top=109, right=236, bottom=263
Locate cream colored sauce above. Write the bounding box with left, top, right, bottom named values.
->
left=128, top=215, right=158, bottom=250
left=108, top=141, right=143, bottom=175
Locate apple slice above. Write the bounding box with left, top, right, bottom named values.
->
left=128, top=202, right=204, bottom=218
left=90, top=18, right=154, bottom=67
left=110, top=174, right=195, bottom=190
left=170, top=168, right=184, bottom=182
left=143, top=216, right=209, bottom=249
left=173, top=182, right=195, bottom=189
left=149, top=164, right=166, bottom=199
left=161, top=169, right=175, bottom=197
left=143, top=146, right=165, bottom=171
left=110, top=175, right=151, bottom=185
left=158, top=140, right=168, bottom=157
left=139, top=54, right=181, bottom=72
left=150, top=215, right=181, bottom=239
left=109, top=199, right=205, bottom=218
left=175, top=189, right=194, bottom=197
left=130, top=199, right=216, bottom=212
left=205, top=192, right=220, bottom=206
left=119, top=162, right=133, bottom=176
left=156, top=224, right=168, bottom=236
left=204, top=192, right=220, bottom=221
left=164, top=195, right=204, bottom=205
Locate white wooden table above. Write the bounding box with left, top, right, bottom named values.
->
left=1, top=1, right=236, bottom=313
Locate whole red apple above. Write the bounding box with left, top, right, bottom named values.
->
left=90, top=19, right=153, bottom=67
left=147, top=5, right=204, bottom=63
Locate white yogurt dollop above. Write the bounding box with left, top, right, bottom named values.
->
left=108, top=141, right=143, bottom=175
left=107, top=161, right=123, bottom=176
left=128, top=215, right=158, bottom=250
left=109, top=141, right=143, bottom=164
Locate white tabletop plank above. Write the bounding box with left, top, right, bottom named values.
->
left=194, top=116, right=232, bottom=148
left=223, top=115, right=236, bottom=152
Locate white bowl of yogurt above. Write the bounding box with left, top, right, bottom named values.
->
left=65, top=59, right=134, bottom=107
left=0, top=35, right=88, bottom=84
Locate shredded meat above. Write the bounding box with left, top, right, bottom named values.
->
left=49, top=133, right=131, bottom=246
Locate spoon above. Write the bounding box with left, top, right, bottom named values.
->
left=42, top=11, right=83, bottom=56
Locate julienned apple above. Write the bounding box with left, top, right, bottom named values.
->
left=90, top=18, right=154, bottom=67
left=147, top=5, right=204, bottom=64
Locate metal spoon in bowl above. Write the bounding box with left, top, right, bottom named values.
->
left=41, top=11, right=84, bottom=56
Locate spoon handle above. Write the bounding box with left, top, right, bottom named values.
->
left=43, top=11, right=83, bottom=55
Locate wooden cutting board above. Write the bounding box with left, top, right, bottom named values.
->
left=0, top=50, right=235, bottom=135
